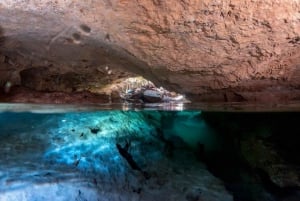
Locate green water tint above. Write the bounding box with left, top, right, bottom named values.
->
left=0, top=110, right=299, bottom=201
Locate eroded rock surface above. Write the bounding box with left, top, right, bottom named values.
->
left=0, top=111, right=234, bottom=201
left=0, top=0, right=300, bottom=102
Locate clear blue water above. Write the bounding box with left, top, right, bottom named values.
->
left=0, top=104, right=299, bottom=201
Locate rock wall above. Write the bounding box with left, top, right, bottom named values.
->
left=0, top=0, right=299, bottom=102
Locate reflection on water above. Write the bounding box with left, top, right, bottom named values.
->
left=2, top=101, right=300, bottom=113
left=0, top=104, right=299, bottom=201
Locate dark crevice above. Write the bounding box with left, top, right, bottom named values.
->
left=116, top=141, right=150, bottom=179
left=200, top=112, right=300, bottom=201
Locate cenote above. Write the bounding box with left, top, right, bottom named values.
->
left=0, top=104, right=299, bottom=201
left=1, top=1, right=300, bottom=200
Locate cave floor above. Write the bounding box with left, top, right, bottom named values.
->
left=0, top=110, right=232, bottom=201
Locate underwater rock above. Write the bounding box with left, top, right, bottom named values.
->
left=185, top=189, right=202, bottom=201
left=38, top=111, right=234, bottom=201
left=89, top=127, right=100, bottom=134
left=241, top=138, right=300, bottom=188
left=0, top=182, right=100, bottom=201
left=200, top=112, right=300, bottom=200
left=116, top=142, right=142, bottom=172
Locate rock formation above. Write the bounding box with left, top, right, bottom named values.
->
left=0, top=0, right=299, bottom=103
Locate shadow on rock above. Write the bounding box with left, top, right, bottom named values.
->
left=0, top=26, right=5, bottom=47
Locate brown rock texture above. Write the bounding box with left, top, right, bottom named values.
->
left=0, top=86, right=110, bottom=104
left=0, top=0, right=300, bottom=103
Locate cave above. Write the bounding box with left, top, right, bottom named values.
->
left=0, top=1, right=300, bottom=201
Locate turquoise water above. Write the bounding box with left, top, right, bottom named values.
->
left=0, top=105, right=299, bottom=201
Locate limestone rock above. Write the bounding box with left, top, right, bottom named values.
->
left=0, top=0, right=299, bottom=102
